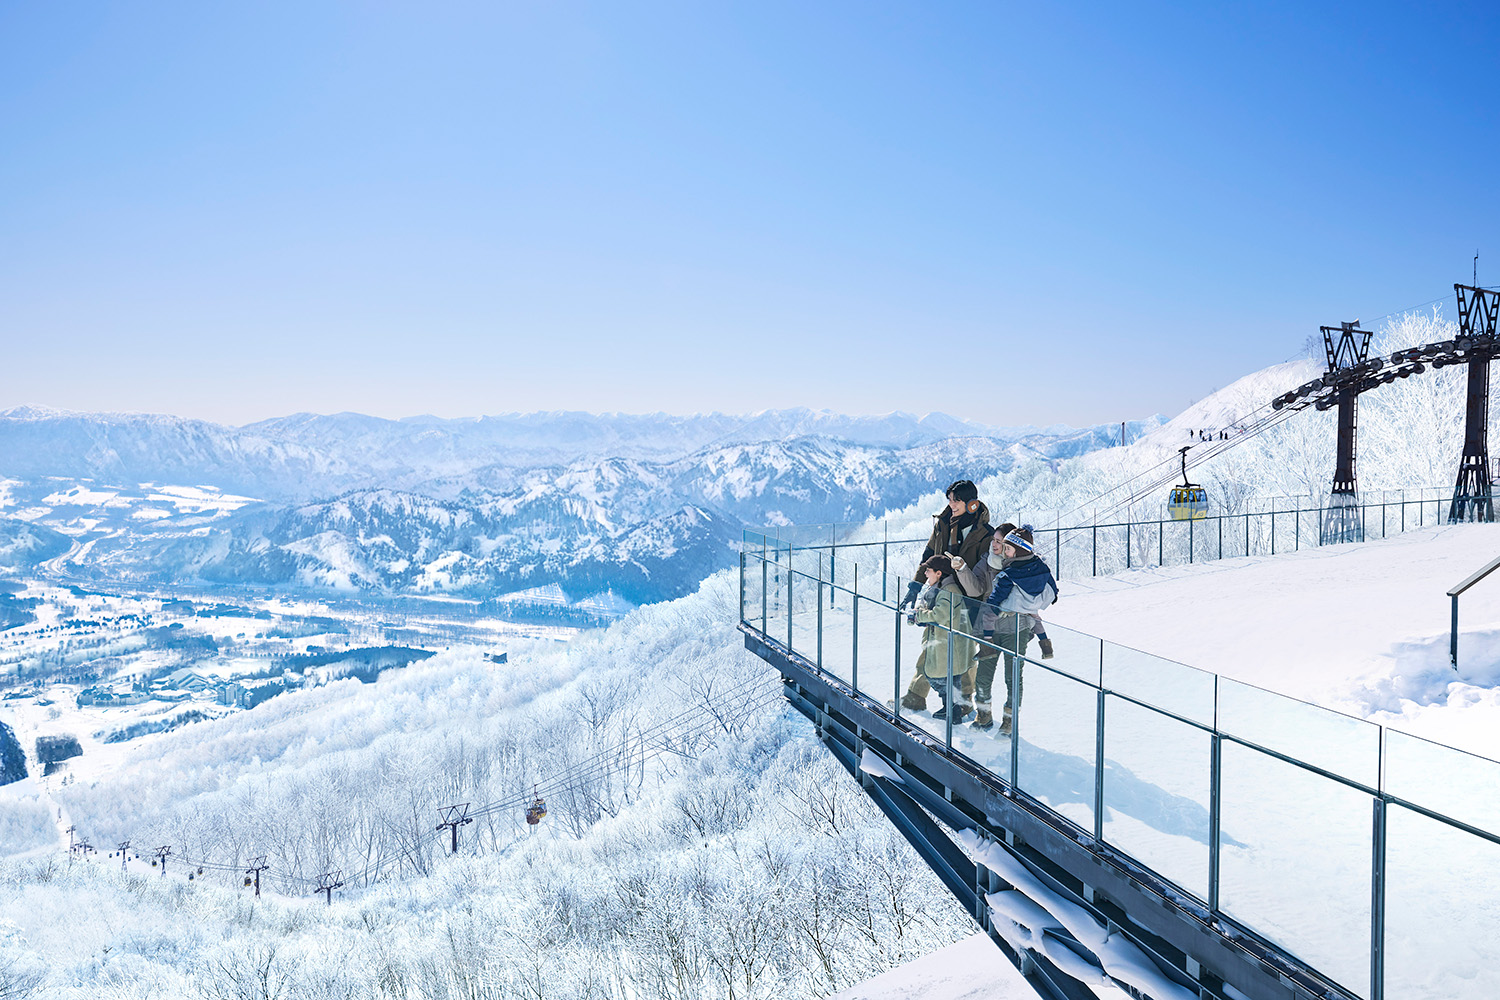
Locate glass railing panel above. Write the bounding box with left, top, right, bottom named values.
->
left=892, top=611, right=935, bottom=721
left=1384, top=803, right=1500, bottom=1000
left=1091, top=523, right=1131, bottom=576
left=949, top=631, right=1009, bottom=777
left=895, top=599, right=974, bottom=744
left=740, top=553, right=762, bottom=626
left=1217, top=678, right=1379, bottom=788
left=1014, top=658, right=1098, bottom=835
left=1055, top=526, right=1091, bottom=582
left=1384, top=730, right=1500, bottom=836
left=1218, top=739, right=1372, bottom=999
left=1101, top=641, right=1214, bottom=727
left=740, top=528, right=772, bottom=550
left=1031, top=619, right=1100, bottom=686
left=785, top=566, right=818, bottom=664
left=763, top=543, right=791, bottom=646
left=1101, top=694, right=1212, bottom=900
left=816, top=585, right=856, bottom=687
left=855, top=594, right=900, bottom=706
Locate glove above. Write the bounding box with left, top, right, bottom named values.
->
left=898, top=580, right=922, bottom=610
left=917, top=583, right=938, bottom=609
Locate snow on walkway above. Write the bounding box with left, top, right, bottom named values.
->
left=1048, top=521, right=1500, bottom=759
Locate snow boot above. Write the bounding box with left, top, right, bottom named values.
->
left=971, top=709, right=994, bottom=732
left=1038, top=637, right=1055, bottom=659
left=934, top=703, right=973, bottom=724
left=900, top=691, right=928, bottom=712
left=997, top=708, right=1013, bottom=736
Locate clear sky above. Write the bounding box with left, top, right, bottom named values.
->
left=2, top=1, right=1498, bottom=427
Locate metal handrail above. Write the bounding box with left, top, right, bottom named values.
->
left=747, top=493, right=1455, bottom=584
left=1447, top=554, right=1500, bottom=667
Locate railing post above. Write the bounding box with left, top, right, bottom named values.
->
left=1209, top=730, right=1222, bottom=920
left=851, top=593, right=859, bottom=693
left=739, top=548, right=746, bottom=623
left=1218, top=514, right=1223, bottom=561
left=1271, top=509, right=1277, bottom=555
left=829, top=543, right=836, bottom=609
left=787, top=558, right=794, bottom=651
left=1094, top=687, right=1106, bottom=843
left=1245, top=511, right=1250, bottom=557
left=1158, top=520, right=1163, bottom=566
left=1189, top=516, right=1195, bottom=563
left=760, top=540, right=768, bottom=636
left=1055, top=528, right=1062, bottom=581
left=1371, top=794, right=1387, bottom=1000
left=945, top=606, right=955, bottom=749
left=1452, top=594, right=1460, bottom=667
left=1092, top=525, right=1097, bottom=577
left=1009, top=614, right=1021, bottom=792
left=882, top=534, right=889, bottom=603
left=1126, top=521, right=1131, bottom=569
left=894, top=605, right=902, bottom=719
left=816, top=558, right=824, bottom=671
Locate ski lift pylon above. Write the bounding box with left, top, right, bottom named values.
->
left=1168, top=446, right=1209, bottom=520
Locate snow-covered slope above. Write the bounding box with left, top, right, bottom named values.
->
left=0, top=573, right=975, bottom=999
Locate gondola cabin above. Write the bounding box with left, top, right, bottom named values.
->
left=1168, top=446, right=1209, bottom=520
left=526, top=786, right=547, bottom=826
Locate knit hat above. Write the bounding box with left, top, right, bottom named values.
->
left=920, top=554, right=954, bottom=577
left=945, top=480, right=978, bottom=504
left=1003, top=525, right=1036, bottom=555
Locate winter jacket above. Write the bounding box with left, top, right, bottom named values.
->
left=985, top=555, right=1058, bottom=632
left=954, top=554, right=1001, bottom=633
left=914, top=578, right=977, bottom=680
left=913, top=501, right=994, bottom=583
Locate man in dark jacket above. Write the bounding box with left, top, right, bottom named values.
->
left=895, top=481, right=994, bottom=712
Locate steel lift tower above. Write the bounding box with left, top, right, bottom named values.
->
left=1450, top=284, right=1500, bottom=522
left=1319, top=321, right=1372, bottom=543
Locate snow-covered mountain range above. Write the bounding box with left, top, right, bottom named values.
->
left=0, top=408, right=1160, bottom=606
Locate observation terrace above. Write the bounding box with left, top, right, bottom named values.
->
left=738, top=514, right=1500, bottom=1000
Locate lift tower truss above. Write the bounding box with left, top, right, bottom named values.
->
left=1450, top=284, right=1500, bottom=523
left=1321, top=321, right=1372, bottom=543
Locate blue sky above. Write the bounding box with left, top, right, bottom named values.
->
left=2, top=1, right=1497, bottom=427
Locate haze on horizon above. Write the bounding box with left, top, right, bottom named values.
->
left=2, top=2, right=1497, bottom=428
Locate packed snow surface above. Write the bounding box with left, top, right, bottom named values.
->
left=1049, top=521, right=1500, bottom=757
